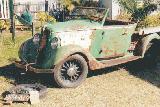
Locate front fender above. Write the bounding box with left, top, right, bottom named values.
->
left=54, top=45, right=93, bottom=64
left=141, top=33, right=160, bottom=57
left=19, top=38, right=39, bottom=63
left=40, top=45, right=96, bottom=69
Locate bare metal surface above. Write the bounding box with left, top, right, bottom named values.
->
left=3, top=84, right=47, bottom=104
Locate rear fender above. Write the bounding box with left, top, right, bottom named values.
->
left=141, top=33, right=160, bottom=57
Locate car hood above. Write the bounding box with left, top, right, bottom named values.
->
left=44, top=19, right=101, bottom=33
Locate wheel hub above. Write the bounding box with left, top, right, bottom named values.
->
left=67, top=67, right=76, bottom=77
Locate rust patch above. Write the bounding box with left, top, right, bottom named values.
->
left=101, top=45, right=114, bottom=54
left=89, top=30, right=96, bottom=40
left=39, top=28, right=51, bottom=51
left=128, top=41, right=138, bottom=51
left=89, top=60, right=105, bottom=70
left=39, top=35, right=47, bottom=51
left=89, top=56, right=141, bottom=70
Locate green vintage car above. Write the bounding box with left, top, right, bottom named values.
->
left=15, top=8, right=160, bottom=88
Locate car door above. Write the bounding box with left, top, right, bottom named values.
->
left=90, top=25, right=134, bottom=59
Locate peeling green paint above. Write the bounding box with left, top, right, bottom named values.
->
left=90, top=24, right=137, bottom=58
left=19, top=18, right=137, bottom=69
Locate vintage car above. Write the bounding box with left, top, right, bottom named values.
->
left=15, top=8, right=160, bottom=88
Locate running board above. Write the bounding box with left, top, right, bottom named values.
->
left=99, top=56, right=141, bottom=68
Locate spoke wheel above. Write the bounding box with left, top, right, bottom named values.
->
left=61, top=59, right=82, bottom=82
left=53, top=54, right=88, bottom=88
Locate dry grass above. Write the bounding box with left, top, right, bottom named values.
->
left=0, top=31, right=32, bottom=66
left=0, top=31, right=160, bottom=107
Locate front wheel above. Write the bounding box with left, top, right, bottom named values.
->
left=53, top=54, right=88, bottom=88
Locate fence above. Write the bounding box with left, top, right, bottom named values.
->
left=0, top=0, right=10, bottom=19
left=0, top=0, right=59, bottom=20
left=14, top=0, right=60, bottom=20
left=14, top=2, right=46, bottom=20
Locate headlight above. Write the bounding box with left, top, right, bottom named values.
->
left=51, top=37, right=59, bottom=49
left=33, top=33, right=40, bottom=44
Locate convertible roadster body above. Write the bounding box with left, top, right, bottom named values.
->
left=15, top=9, right=160, bottom=88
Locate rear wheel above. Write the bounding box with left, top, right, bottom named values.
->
left=142, top=41, right=160, bottom=68
left=53, top=54, right=88, bottom=88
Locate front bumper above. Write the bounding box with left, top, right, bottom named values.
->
left=14, top=61, right=53, bottom=73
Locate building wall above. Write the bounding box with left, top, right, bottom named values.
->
left=100, top=0, right=112, bottom=18
left=100, top=0, right=121, bottom=19
left=112, top=0, right=121, bottom=19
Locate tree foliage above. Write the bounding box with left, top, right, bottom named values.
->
left=141, top=13, right=160, bottom=27
left=37, top=12, right=56, bottom=26
left=117, top=0, right=157, bottom=21
left=0, top=20, right=10, bottom=30
left=60, top=0, right=80, bottom=11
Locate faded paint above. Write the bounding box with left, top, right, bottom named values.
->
left=18, top=20, right=137, bottom=70
left=90, top=24, right=137, bottom=58
left=56, top=30, right=94, bottom=49
left=18, top=13, right=139, bottom=71
left=16, top=16, right=160, bottom=73
left=46, top=20, right=101, bottom=33
left=34, top=22, right=137, bottom=69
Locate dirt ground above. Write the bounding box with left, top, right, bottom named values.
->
left=0, top=62, right=160, bottom=107
left=0, top=31, right=160, bottom=107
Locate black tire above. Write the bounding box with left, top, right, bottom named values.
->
left=142, top=42, right=160, bottom=68
left=53, top=54, right=88, bottom=88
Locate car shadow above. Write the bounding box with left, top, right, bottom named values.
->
left=88, top=60, right=160, bottom=88
left=89, top=61, right=160, bottom=88
left=0, top=63, right=59, bottom=88
left=0, top=62, right=160, bottom=88
left=124, top=61, right=160, bottom=88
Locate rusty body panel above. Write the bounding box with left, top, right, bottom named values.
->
left=90, top=24, right=137, bottom=58
left=16, top=19, right=137, bottom=71
left=89, top=56, right=141, bottom=70
left=16, top=8, right=160, bottom=73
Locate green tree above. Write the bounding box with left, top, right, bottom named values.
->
left=60, top=0, right=80, bottom=11
left=117, top=0, right=157, bottom=21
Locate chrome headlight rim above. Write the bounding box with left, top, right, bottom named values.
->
left=33, top=33, right=40, bottom=44
left=51, top=37, right=59, bottom=49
